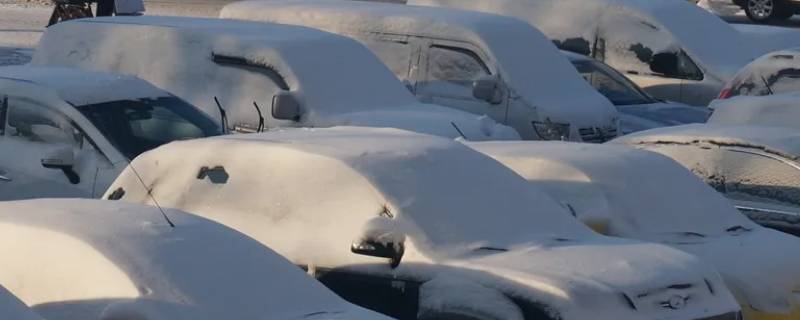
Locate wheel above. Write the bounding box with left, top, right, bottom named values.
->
left=745, top=0, right=791, bottom=23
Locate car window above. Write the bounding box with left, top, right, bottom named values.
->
left=571, top=59, right=654, bottom=105
left=732, top=68, right=800, bottom=97
left=4, top=96, right=83, bottom=148
left=419, top=45, right=490, bottom=100
left=362, top=38, right=415, bottom=83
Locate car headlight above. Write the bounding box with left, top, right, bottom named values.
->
left=532, top=121, right=570, bottom=141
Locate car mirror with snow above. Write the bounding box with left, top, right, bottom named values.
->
left=650, top=52, right=680, bottom=77
left=271, top=91, right=301, bottom=121
left=472, top=75, right=502, bottom=105
left=351, top=217, right=406, bottom=268
left=41, top=146, right=79, bottom=184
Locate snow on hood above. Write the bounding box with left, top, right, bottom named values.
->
left=613, top=123, right=800, bottom=160
left=31, top=16, right=511, bottom=140
left=221, top=0, right=618, bottom=128
left=0, top=199, right=388, bottom=320
left=710, top=92, right=800, bottom=130
left=0, top=66, right=169, bottom=106
left=409, top=0, right=757, bottom=80
left=0, top=286, right=41, bottom=320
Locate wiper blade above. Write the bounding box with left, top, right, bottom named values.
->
left=726, top=225, right=752, bottom=234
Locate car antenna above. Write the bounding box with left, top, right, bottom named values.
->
left=214, top=97, right=229, bottom=133
left=450, top=122, right=467, bottom=140
left=253, top=101, right=265, bottom=133
left=127, top=163, right=176, bottom=228
left=760, top=76, right=774, bottom=95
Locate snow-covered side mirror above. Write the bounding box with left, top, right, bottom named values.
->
left=472, top=75, right=503, bottom=105
left=271, top=91, right=301, bottom=121
left=41, top=146, right=79, bottom=184
left=351, top=217, right=406, bottom=268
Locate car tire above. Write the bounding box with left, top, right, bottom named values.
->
left=745, top=0, right=791, bottom=23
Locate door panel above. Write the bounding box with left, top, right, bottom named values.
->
left=626, top=74, right=683, bottom=103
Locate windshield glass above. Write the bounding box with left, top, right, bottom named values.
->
left=571, top=59, right=654, bottom=106
left=77, top=97, right=221, bottom=159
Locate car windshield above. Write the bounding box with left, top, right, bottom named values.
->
left=571, top=59, right=655, bottom=106
left=77, top=97, right=221, bottom=159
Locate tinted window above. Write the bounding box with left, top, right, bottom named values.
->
left=572, top=59, right=654, bottom=105
left=77, top=97, right=220, bottom=160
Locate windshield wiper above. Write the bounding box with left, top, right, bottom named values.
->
left=726, top=225, right=752, bottom=234
left=475, top=247, right=508, bottom=253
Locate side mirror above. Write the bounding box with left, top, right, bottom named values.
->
left=271, top=91, right=301, bottom=121
left=472, top=76, right=503, bottom=105
left=41, top=146, right=80, bottom=184
left=650, top=52, right=680, bottom=77
left=351, top=217, right=406, bottom=268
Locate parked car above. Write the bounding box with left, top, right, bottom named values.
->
left=470, top=141, right=800, bottom=320
left=32, top=16, right=518, bottom=141
left=221, top=0, right=620, bottom=142
left=711, top=91, right=800, bottom=130
left=732, top=0, right=800, bottom=23
left=613, top=124, right=800, bottom=235
left=0, top=198, right=395, bottom=320
left=0, top=66, right=220, bottom=200
left=719, top=48, right=800, bottom=99
left=409, top=0, right=766, bottom=106
left=563, top=51, right=711, bottom=134
left=0, top=285, right=41, bottom=320
left=106, top=127, right=741, bottom=320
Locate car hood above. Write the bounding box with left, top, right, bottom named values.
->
left=321, top=103, right=521, bottom=141
left=617, top=102, right=710, bottom=134
left=444, top=238, right=738, bottom=320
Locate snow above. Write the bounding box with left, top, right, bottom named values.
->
left=221, top=0, right=619, bottom=130
left=721, top=47, right=800, bottom=98
left=710, top=92, right=800, bottom=130
left=107, top=126, right=739, bottom=320
left=0, top=198, right=390, bottom=320
left=469, top=141, right=800, bottom=315
left=32, top=15, right=517, bottom=140
left=0, top=285, right=41, bottom=320
left=0, top=66, right=170, bottom=106
left=732, top=25, right=800, bottom=56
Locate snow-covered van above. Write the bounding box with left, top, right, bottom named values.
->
left=0, top=285, right=40, bottom=320
left=221, top=0, right=619, bottom=142
left=409, top=0, right=764, bottom=106
left=471, top=141, right=800, bottom=320
left=106, top=127, right=741, bottom=320
left=0, top=66, right=220, bottom=200
left=613, top=124, right=800, bottom=235
left=0, top=199, right=394, bottom=320
left=32, top=16, right=517, bottom=141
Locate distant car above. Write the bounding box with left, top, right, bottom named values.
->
left=613, top=124, right=800, bottom=235
left=0, top=285, right=40, bottom=320
left=0, top=199, right=395, bottom=320
left=0, top=66, right=220, bottom=200
left=471, top=141, right=800, bottom=320
left=221, top=0, right=621, bottom=142
left=563, top=51, right=711, bottom=134
left=719, top=48, right=800, bottom=99
left=106, top=127, right=741, bottom=320
left=33, top=16, right=518, bottom=141
left=410, top=0, right=767, bottom=106
left=733, top=0, right=799, bottom=23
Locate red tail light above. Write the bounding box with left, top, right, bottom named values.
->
left=718, top=88, right=733, bottom=100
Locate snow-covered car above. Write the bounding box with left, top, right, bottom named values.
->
left=0, top=198, right=394, bottom=320
left=221, top=0, right=620, bottom=142
left=719, top=48, right=800, bottom=99
left=563, top=51, right=711, bottom=134
left=0, top=285, right=41, bottom=320
left=710, top=91, right=800, bottom=130
left=0, top=66, right=220, bottom=200
left=613, top=124, right=800, bottom=235
left=105, top=127, right=741, bottom=320
left=32, top=16, right=518, bottom=141
left=408, top=0, right=767, bottom=106
left=732, top=0, right=800, bottom=23
left=471, top=141, right=800, bottom=320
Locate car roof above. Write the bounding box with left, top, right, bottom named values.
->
left=0, top=66, right=168, bottom=106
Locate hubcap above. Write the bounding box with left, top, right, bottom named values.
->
left=748, top=0, right=775, bottom=19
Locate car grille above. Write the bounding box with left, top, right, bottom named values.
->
left=578, top=126, right=618, bottom=143
left=696, top=311, right=743, bottom=320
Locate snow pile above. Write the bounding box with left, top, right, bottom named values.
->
left=108, top=127, right=738, bottom=320
left=221, top=0, right=618, bottom=130
left=32, top=16, right=518, bottom=141
left=0, top=285, right=41, bottom=320
left=0, top=198, right=387, bottom=320
left=696, top=0, right=741, bottom=16
left=710, top=92, right=800, bottom=130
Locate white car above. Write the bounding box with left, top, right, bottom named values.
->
left=221, top=0, right=620, bottom=142
left=106, top=127, right=741, bottom=320
left=719, top=48, right=800, bottom=99
left=0, top=285, right=41, bottom=320
left=32, top=16, right=518, bottom=141
left=613, top=124, right=800, bottom=235
left=0, top=66, right=220, bottom=200
left=563, top=51, right=711, bottom=134
left=471, top=141, right=800, bottom=320
left=710, top=91, right=800, bottom=130
left=408, top=0, right=767, bottom=106
left=0, top=199, right=395, bottom=320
